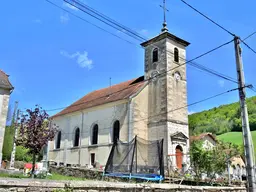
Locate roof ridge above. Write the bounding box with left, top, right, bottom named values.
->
left=52, top=76, right=145, bottom=118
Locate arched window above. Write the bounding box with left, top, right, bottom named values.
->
left=152, top=48, right=158, bottom=62
left=113, top=121, right=120, bottom=144
left=73, top=128, right=80, bottom=147
left=56, top=131, right=61, bottom=149
left=174, top=47, right=179, bottom=63
left=175, top=145, right=183, bottom=169
left=91, top=124, right=98, bottom=145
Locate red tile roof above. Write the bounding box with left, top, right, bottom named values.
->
left=52, top=76, right=146, bottom=118
left=190, top=132, right=217, bottom=143
left=0, top=70, right=13, bottom=90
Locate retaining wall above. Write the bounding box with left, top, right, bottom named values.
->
left=0, top=179, right=246, bottom=192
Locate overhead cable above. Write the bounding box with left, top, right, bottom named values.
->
left=179, top=0, right=235, bottom=37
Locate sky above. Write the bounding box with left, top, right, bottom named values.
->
left=1, top=0, right=256, bottom=118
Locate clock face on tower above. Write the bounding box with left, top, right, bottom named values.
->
left=174, top=72, right=181, bottom=81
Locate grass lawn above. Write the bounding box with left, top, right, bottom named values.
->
left=47, top=173, right=86, bottom=181
left=0, top=172, right=86, bottom=181
left=0, top=172, right=28, bottom=179
left=217, top=131, right=256, bottom=156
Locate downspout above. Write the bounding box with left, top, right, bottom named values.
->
left=127, top=82, right=148, bottom=142
left=79, top=111, right=84, bottom=166
left=127, top=99, right=133, bottom=143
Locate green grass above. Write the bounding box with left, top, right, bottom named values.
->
left=0, top=172, right=28, bottom=179
left=47, top=173, right=86, bottom=181
left=217, top=131, right=256, bottom=156
left=0, top=172, right=86, bottom=181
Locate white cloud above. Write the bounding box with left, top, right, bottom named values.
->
left=60, top=50, right=93, bottom=70
left=218, top=80, right=225, bottom=87
left=60, top=13, right=70, bottom=24
left=33, top=19, right=42, bottom=24
left=63, top=2, right=79, bottom=11
left=139, top=29, right=148, bottom=35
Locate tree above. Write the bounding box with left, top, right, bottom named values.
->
left=189, top=140, right=209, bottom=182
left=16, top=106, right=58, bottom=178
left=190, top=140, right=237, bottom=184
left=2, top=125, right=15, bottom=161
left=188, top=96, right=256, bottom=135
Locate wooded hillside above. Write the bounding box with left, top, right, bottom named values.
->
left=189, top=96, right=256, bottom=135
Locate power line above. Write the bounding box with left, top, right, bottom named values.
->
left=179, top=0, right=235, bottom=37
left=45, top=0, right=138, bottom=46
left=44, top=1, right=240, bottom=114
left=160, top=39, right=236, bottom=82
left=45, top=39, right=235, bottom=113
left=46, top=0, right=238, bottom=85
left=243, top=31, right=256, bottom=41
left=240, top=39, right=256, bottom=55
left=54, top=87, right=240, bottom=136
left=63, top=0, right=144, bottom=42
left=188, top=61, right=238, bottom=84
left=65, top=0, right=147, bottom=41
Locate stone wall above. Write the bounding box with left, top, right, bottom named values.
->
left=0, top=178, right=246, bottom=192
left=49, top=166, right=103, bottom=180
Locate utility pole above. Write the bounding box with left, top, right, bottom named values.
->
left=9, top=106, right=19, bottom=170
left=234, top=36, right=256, bottom=192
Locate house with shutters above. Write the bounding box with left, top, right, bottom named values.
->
left=48, top=24, right=191, bottom=170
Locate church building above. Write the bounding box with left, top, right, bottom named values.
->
left=49, top=19, right=190, bottom=170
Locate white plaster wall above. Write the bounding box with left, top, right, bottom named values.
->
left=0, top=95, right=3, bottom=113
left=132, top=84, right=148, bottom=140
left=0, top=89, right=11, bottom=164
left=201, top=137, right=216, bottom=150
left=49, top=100, right=129, bottom=166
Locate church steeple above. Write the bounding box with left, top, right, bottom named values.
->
left=160, top=0, right=168, bottom=32
left=140, top=3, right=191, bottom=169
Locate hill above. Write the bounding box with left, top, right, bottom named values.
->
left=217, top=131, right=256, bottom=156
left=189, top=96, right=256, bottom=135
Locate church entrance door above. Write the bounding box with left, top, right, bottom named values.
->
left=175, top=145, right=183, bottom=169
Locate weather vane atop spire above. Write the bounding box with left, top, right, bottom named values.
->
left=160, top=0, right=169, bottom=32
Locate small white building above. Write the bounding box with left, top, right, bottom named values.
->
left=190, top=132, right=246, bottom=180
left=190, top=133, right=216, bottom=150
left=0, top=70, right=14, bottom=165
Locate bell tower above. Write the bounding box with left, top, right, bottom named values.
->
left=141, top=3, right=190, bottom=169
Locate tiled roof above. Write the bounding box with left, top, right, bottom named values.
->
left=190, top=132, right=217, bottom=143
left=52, top=76, right=146, bottom=118
left=0, top=70, right=13, bottom=90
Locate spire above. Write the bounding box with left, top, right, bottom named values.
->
left=160, top=0, right=169, bottom=32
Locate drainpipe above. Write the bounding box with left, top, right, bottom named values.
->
left=127, top=99, right=133, bottom=142
left=79, top=111, right=84, bottom=166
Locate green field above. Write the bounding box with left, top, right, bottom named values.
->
left=217, top=131, right=256, bottom=156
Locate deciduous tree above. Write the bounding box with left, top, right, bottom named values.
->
left=190, top=140, right=239, bottom=184
left=16, top=106, right=58, bottom=177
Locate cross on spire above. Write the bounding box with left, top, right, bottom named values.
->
left=160, top=0, right=169, bottom=32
